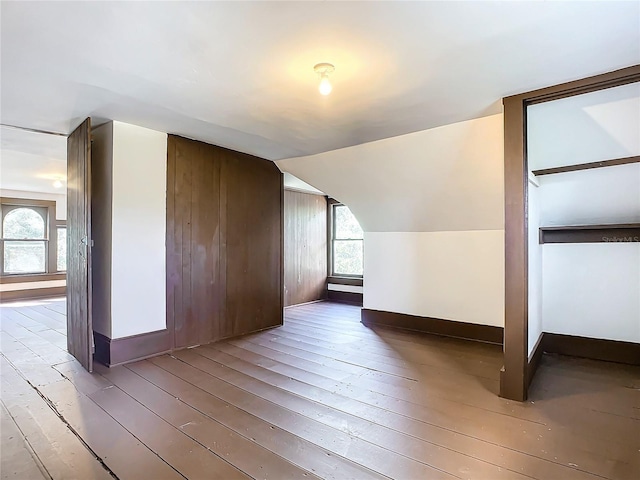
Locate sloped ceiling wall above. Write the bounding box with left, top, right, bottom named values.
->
left=277, top=114, right=506, bottom=327
left=276, top=113, right=504, bottom=233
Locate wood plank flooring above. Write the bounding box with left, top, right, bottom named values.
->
left=1, top=298, right=638, bottom=480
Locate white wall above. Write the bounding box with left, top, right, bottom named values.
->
left=542, top=244, right=640, bottom=343
left=110, top=122, right=167, bottom=338
left=0, top=189, right=66, bottom=220
left=277, top=114, right=504, bottom=233
left=282, top=172, right=325, bottom=195
left=537, top=163, right=640, bottom=226
left=528, top=82, right=640, bottom=170
left=365, top=231, right=504, bottom=327
left=527, top=174, right=543, bottom=356
left=277, top=114, right=505, bottom=327
left=528, top=82, right=640, bottom=344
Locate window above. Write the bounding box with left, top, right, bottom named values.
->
left=56, top=225, right=67, bottom=271
left=0, top=198, right=65, bottom=276
left=330, top=203, right=363, bottom=277
left=2, top=207, right=48, bottom=274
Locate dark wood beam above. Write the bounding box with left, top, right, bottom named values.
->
left=532, top=155, right=640, bottom=176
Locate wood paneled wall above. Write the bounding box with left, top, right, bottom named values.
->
left=284, top=190, right=327, bottom=307
left=167, top=136, right=283, bottom=349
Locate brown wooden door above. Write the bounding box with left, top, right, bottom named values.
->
left=66, top=118, right=93, bottom=372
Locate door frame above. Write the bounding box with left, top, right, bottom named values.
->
left=500, top=64, right=640, bottom=401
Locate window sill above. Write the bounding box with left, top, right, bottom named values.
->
left=327, top=276, right=363, bottom=287
left=0, top=272, right=67, bottom=284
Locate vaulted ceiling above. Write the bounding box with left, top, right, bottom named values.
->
left=1, top=1, right=639, bottom=165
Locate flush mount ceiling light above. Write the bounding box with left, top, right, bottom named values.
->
left=314, top=63, right=335, bottom=96
left=52, top=176, right=65, bottom=189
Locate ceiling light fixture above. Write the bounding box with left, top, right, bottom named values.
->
left=52, top=177, right=64, bottom=189
left=314, top=63, right=335, bottom=96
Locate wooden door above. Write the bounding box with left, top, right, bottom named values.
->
left=66, top=118, right=93, bottom=371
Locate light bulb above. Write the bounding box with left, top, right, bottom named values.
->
left=319, top=75, right=332, bottom=96
left=53, top=179, right=63, bottom=189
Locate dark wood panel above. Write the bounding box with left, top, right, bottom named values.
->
left=284, top=190, right=327, bottom=307
left=327, top=290, right=363, bottom=305
left=532, top=155, right=640, bottom=176
left=501, top=95, right=528, bottom=401
left=362, top=308, right=503, bottom=344
left=165, top=135, right=177, bottom=349
left=540, top=224, right=640, bottom=243
left=66, top=118, right=93, bottom=372
left=167, top=136, right=283, bottom=348
left=223, top=149, right=283, bottom=338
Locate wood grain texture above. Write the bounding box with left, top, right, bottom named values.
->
left=66, top=118, right=93, bottom=372
left=2, top=299, right=639, bottom=480
left=167, top=136, right=283, bottom=349
left=284, top=190, right=327, bottom=307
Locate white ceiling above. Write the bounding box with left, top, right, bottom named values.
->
left=1, top=1, right=639, bottom=168
left=0, top=126, right=67, bottom=194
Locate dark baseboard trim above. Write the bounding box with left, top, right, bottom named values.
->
left=93, top=329, right=172, bottom=367
left=327, top=290, right=363, bottom=306
left=284, top=299, right=324, bottom=309
left=93, top=332, right=112, bottom=365
left=542, top=332, right=640, bottom=366
left=328, top=276, right=363, bottom=287
left=0, top=273, right=66, bottom=284
left=0, top=286, right=66, bottom=302
left=526, top=334, right=545, bottom=387
left=361, top=309, right=504, bottom=345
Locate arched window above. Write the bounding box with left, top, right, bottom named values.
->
left=1, top=205, right=49, bottom=274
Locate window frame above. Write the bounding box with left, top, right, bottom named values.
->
left=0, top=197, right=62, bottom=277
left=327, top=198, right=364, bottom=279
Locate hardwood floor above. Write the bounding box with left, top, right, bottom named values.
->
left=1, top=299, right=638, bottom=480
